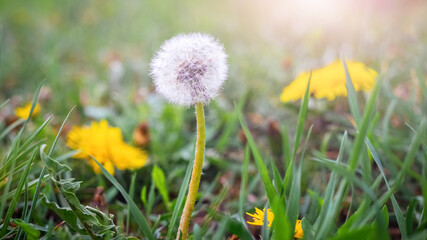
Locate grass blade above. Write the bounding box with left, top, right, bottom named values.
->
left=16, top=116, right=52, bottom=155
left=291, top=72, right=311, bottom=164
left=392, top=119, right=426, bottom=192
left=0, top=149, right=36, bottom=237
left=239, top=112, right=291, bottom=239
left=311, top=157, right=376, bottom=200
left=166, top=157, right=195, bottom=240
left=239, top=144, right=250, bottom=224
left=281, top=124, right=291, bottom=170
left=0, top=119, right=25, bottom=141
left=342, top=58, right=361, bottom=124
left=262, top=203, right=270, bottom=240
left=0, top=151, right=19, bottom=220
left=25, top=107, right=74, bottom=223
left=3, top=83, right=43, bottom=166
left=348, top=72, right=381, bottom=171
left=282, top=73, right=311, bottom=198
left=15, top=177, right=29, bottom=240
left=287, top=125, right=311, bottom=236
left=271, top=161, right=283, bottom=194
left=126, top=171, right=137, bottom=234
left=391, top=197, right=407, bottom=239
left=92, top=157, right=155, bottom=240
left=314, top=131, right=347, bottom=230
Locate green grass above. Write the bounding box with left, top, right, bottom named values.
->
left=1, top=1, right=427, bottom=239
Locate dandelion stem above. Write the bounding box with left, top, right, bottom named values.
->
left=177, top=102, right=205, bottom=240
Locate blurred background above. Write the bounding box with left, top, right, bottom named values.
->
left=0, top=0, right=426, bottom=176
left=1, top=0, right=426, bottom=181
left=1, top=0, right=426, bottom=113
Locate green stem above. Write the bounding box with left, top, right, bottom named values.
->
left=177, top=102, right=205, bottom=240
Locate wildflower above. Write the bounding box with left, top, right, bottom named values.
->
left=246, top=207, right=275, bottom=228
left=246, top=207, right=304, bottom=239
left=294, top=219, right=304, bottom=239
left=150, top=33, right=228, bottom=106
left=14, top=102, right=41, bottom=119
left=109, top=143, right=147, bottom=170
left=150, top=33, right=228, bottom=240
left=66, top=120, right=148, bottom=175
left=280, top=60, right=378, bottom=102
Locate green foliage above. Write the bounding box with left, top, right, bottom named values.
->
left=152, top=165, right=170, bottom=210
left=42, top=145, right=122, bottom=239
left=1, top=2, right=426, bottom=239
left=0, top=149, right=35, bottom=236
left=240, top=112, right=292, bottom=239
left=92, top=157, right=155, bottom=240
left=12, top=219, right=41, bottom=240
left=166, top=155, right=194, bottom=240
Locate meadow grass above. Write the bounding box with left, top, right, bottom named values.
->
left=1, top=67, right=425, bottom=239
left=1, top=1, right=427, bottom=239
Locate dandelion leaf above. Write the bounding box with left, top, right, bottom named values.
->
left=41, top=195, right=86, bottom=234
left=40, top=144, right=71, bottom=173
left=40, top=146, right=122, bottom=239
left=12, top=219, right=41, bottom=240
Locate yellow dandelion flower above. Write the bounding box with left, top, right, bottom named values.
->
left=110, top=142, right=148, bottom=171
left=246, top=207, right=275, bottom=228
left=66, top=120, right=148, bottom=175
left=294, top=219, right=303, bottom=239
left=246, top=208, right=304, bottom=239
left=14, top=102, right=41, bottom=119
left=280, top=60, right=378, bottom=102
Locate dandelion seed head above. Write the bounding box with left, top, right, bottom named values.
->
left=150, top=33, right=228, bottom=106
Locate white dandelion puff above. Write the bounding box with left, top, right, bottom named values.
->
left=150, top=33, right=228, bottom=106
